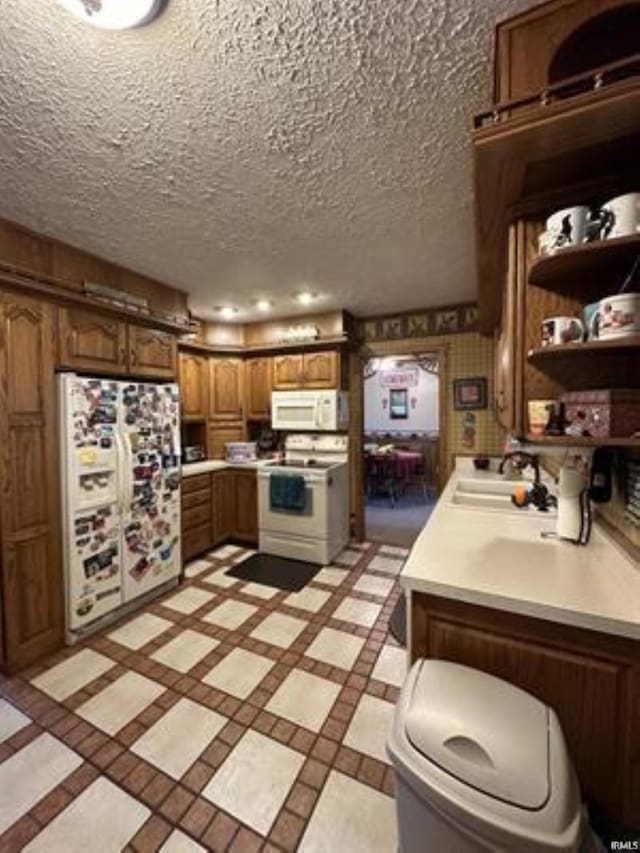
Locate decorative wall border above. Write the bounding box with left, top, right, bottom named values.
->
left=356, top=302, right=478, bottom=343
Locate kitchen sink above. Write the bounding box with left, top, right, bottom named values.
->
left=451, top=477, right=555, bottom=514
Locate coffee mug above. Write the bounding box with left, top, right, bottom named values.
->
left=600, top=193, right=640, bottom=239
left=546, top=206, right=588, bottom=252
left=583, top=302, right=600, bottom=340
left=541, top=316, right=584, bottom=347
left=538, top=230, right=553, bottom=256
left=599, top=293, right=640, bottom=339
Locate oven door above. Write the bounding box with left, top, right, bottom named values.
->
left=258, top=469, right=328, bottom=536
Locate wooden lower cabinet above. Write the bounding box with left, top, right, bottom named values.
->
left=0, top=292, right=64, bottom=671
left=233, top=470, right=258, bottom=542
left=411, top=593, right=640, bottom=829
left=181, top=468, right=258, bottom=563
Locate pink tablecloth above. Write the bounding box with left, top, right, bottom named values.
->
left=366, top=450, right=421, bottom=480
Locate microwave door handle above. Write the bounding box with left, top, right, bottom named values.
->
left=315, top=397, right=322, bottom=429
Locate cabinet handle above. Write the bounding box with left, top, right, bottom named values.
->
left=130, top=348, right=137, bottom=366
left=120, top=346, right=127, bottom=364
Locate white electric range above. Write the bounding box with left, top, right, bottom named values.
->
left=258, top=434, right=349, bottom=564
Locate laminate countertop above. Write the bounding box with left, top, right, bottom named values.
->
left=401, top=457, right=640, bottom=640
left=181, top=458, right=277, bottom=477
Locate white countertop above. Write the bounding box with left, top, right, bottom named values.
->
left=401, top=457, right=640, bottom=640
left=182, top=458, right=277, bottom=477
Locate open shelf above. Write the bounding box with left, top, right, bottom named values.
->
left=528, top=233, right=640, bottom=288
left=528, top=335, right=640, bottom=360
left=525, top=434, right=639, bottom=447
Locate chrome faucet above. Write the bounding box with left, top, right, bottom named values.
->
left=498, top=452, right=541, bottom=484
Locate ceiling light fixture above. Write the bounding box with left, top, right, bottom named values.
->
left=58, top=0, right=165, bottom=30
left=255, top=299, right=273, bottom=312
left=215, top=306, right=239, bottom=320
left=296, top=291, right=317, bottom=306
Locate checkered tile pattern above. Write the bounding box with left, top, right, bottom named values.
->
left=0, top=542, right=409, bottom=852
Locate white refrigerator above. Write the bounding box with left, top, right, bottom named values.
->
left=59, top=374, right=181, bottom=636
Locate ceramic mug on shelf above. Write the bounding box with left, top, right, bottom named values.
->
left=600, top=193, right=640, bottom=239
left=582, top=302, right=600, bottom=341
left=598, top=293, right=640, bottom=339
left=545, top=206, right=588, bottom=252
left=541, top=316, right=584, bottom=347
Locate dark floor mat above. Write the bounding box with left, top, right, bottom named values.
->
left=389, top=595, right=407, bottom=647
left=225, top=553, right=322, bottom=592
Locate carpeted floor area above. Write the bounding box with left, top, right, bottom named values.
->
left=365, top=493, right=436, bottom=548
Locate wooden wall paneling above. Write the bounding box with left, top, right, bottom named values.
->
left=207, top=422, right=246, bottom=460
left=58, top=308, right=128, bottom=374
left=127, top=326, right=177, bottom=379
left=411, top=593, right=640, bottom=828
left=0, top=292, right=64, bottom=670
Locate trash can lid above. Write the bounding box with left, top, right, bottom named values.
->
left=405, top=661, right=550, bottom=810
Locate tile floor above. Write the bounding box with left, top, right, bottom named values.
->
left=0, top=542, right=408, bottom=852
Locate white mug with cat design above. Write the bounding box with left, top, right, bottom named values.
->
left=601, top=193, right=640, bottom=239
left=545, top=206, right=588, bottom=252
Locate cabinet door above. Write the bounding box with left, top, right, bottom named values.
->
left=213, top=470, right=236, bottom=543
left=58, top=307, right=127, bottom=375
left=179, top=352, right=208, bottom=421
left=273, top=354, right=304, bottom=390
left=302, top=351, right=339, bottom=389
left=234, top=471, right=258, bottom=543
left=0, top=293, right=64, bottom=669
left=209, top=358, right=244, bottom=420
left=245, top=357, right=273, bottom=420
left=128, top=326, right=177, bottom=379
left=207, top=422, right=246, bottom=460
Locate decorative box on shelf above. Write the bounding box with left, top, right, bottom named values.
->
left=561, top=389, right=640, bottom=439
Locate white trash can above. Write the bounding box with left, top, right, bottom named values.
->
left=387, top=660, right=583, bottom=853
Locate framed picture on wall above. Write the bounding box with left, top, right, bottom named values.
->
left=453, top=377, right=487, bottom=410
left=389, top=388, right=409, bottom=419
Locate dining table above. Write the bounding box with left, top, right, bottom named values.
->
left=364, top=449, right=423, bottom=503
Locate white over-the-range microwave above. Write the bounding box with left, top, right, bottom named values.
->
left=271, top=390, right=349, bottom=432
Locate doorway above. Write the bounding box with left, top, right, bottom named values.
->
left=361, top=353, right=441, bottom=548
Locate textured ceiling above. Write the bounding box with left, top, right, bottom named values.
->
left=0, top=0, right=532, bottom=321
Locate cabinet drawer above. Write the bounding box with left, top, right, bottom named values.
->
left=182, top=473, right=211, bottom=494
left=183, top=523, right=211, bottom=562
left=182, top=504, right=212, bottom=530
left=181, top=488, right=211, bottom=510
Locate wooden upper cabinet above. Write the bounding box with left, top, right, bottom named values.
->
left=128, top=325, right=177, bottom=379
left=207, top=421, right=245, bottom=460
left=273, top=350, right=339, bottom=390
left=58, top=307, right=127, bottom=375
left=179, top=352, right=208, bottom=420
left=302, top=351, right=339, bottom=389
left=494, top=0, right=634, bottom=103
left=0, top=292, right=64, bottom=670
left=209, top=357, right=244, bottom=420
left=273, top=354, right=303, bottom=390
left=245, top=357, right=273, bottom=420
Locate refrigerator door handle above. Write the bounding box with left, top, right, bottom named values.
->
left=123, top=432, right=135, bottom=508
left=113, top=431, right=125, bottom=513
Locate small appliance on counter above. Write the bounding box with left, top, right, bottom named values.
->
left=225, top=441, right=258, bottom=463
left=183, top=444, right=205, bottom=463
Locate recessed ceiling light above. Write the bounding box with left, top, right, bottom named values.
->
left=58, top=0, right=165, bottom=30
left=296, top=291, right=317, bottom=306
left=255, top=299, right=273, bottom=312
left=214, top=306, right=238, bottom=320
